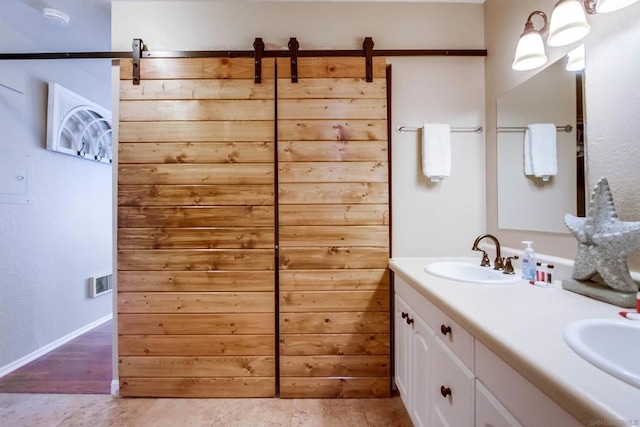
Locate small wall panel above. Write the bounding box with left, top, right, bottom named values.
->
left=118, top=58, right=275, bottom=397
left=277, top=57, right=390, bottom=398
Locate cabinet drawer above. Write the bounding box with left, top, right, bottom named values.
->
left=433, top=338, right=474, bottom=427
left=475, top=341, right=581, bottom=427
left=433, top=304, right=474, bottom=369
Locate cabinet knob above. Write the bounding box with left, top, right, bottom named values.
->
left=440, top=325, right=452, bottom=336
left=402, top=312, right=408, bottom=319
left=440, top=385, right=452, bottom=398
left=406, top=316, right=414, bottom=325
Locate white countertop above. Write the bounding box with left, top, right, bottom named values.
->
left=389, top=256, right=640, bottom=426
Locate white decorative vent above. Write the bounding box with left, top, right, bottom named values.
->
left=46, top=82, right=112, bottom=165
left=89, top=274, right=113, bottom=298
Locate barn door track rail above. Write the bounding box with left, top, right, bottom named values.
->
left=0, top=37, right=487, bottom=85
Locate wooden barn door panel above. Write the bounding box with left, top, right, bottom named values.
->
left=117, top=58, right=275, bottom=398
left=277, top=57, right=391, bottom=398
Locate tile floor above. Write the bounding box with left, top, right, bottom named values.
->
left=0, top=393, right=413, bottom=427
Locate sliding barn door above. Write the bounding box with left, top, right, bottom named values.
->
left=277, top=58, right=391, bottom=398
left=117, top=58, right=276, bottom=397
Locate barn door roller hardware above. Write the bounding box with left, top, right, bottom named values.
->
left=363, top=37, right=374, bottom=82
left=288, top=37, right=300, bottom=83
left=131, top=38, right=143, bottom=85
left=253, top=38, right=265, bottom=84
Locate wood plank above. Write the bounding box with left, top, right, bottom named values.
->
left=119, top=377, right=275, bottom=398
left=119, top=121, right=273, bottom=142
left=278, top=183, right=388, bottom=205
left=119, top=142, right=274, bottom=164
left=279, top=247, right=389, bottom=270
left=279, top=377, right=389, bottom=398
left=277, top=78, right=386, bottom=99
left=119, top=356, right=274, bottom=377
left=118, top=184, right=274, bottom=207
left=280, top=312, right=389, bottom=334
left=120, top=58, right=275, bottom=80
left=120, top=79, right=275, bottom=100
left=278, top=140, right=387, bottom=162
left=118, top=227, right=274, bottom=249
left=278, top=161, right=388, bottom=183
left=119, top=335, right=275, bottom=356
left=118, top=249, right=274, bottom=271
left=279, top=269, right=389, bottom=291
left=277, top=57, right=386, bottom=79
left=278, top=99, right=386, bottom=120
left=118, top=206, right=274, bottom=228
left=279, top=225, right=388, bottom=247
left=118, top=271, right=274, bottom=292
left=118, top=164, right=273, bottom=185
left=280, top=334, right=390, bottom=356
left=118, top=313, right=275, bottom=335
left=118, top=292, right=274, bottom=313
left=279, top=204, right=388, bottom=226
left=278, top=120, right=387, bottom=141
left=280, top=355, right=389, bottom=377
left=280, top=291, right=389, bottom=312
left=120, top=100, right=274, bottom=121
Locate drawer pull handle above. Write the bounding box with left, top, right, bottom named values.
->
left=440, top=385, right=452, bottom=398
left=440, top=325, right=452, bottom=336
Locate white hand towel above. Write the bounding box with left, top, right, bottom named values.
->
left=525, top=123, right=557, bottom=182
left=422, top=123, right=451, bottom=182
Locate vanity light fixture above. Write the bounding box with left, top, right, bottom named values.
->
left=512, top=12, right=549, bottom=71
left=566, top=44, right=586, bottom=71
left=512, top=0, right=640, bottom=71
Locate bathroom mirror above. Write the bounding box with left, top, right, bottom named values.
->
left=497, top=58, right=585, bottom=234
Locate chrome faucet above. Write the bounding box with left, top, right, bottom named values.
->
left=471, top=233, right=504, bottom=270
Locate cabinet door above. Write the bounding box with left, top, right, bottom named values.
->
left=394, top=293, right=412, bottom=406
left=411, top=311, right=434, bottom=427
left=476, top=380, right=522, bottom=427
left=433, top=338, right=474, bottom=427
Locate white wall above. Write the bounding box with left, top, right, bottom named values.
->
left=484, top=0, right=640, bottom=271
left=0, top=23, right=113, bottom=369
left=112, top=1, right=486, bottom=257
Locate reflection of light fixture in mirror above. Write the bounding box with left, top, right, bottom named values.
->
left=42, top=8, right=70, bottom=26
left=548, top=0, right=591, bottom=47
left=512, top=11, right=549, bottom=71
left=593, top=0, right=640, bottom=13
left=566, top=44, right=586, bottom=71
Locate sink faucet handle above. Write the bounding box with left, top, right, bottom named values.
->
left=474, top=249, right=491, bottom=267
left=503, top=256, right=519, bottom=274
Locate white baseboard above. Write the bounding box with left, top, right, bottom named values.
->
left=111, top=379, right=119, bottom=396
left=0, top=313, right=113, bottom=378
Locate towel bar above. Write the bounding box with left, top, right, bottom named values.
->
left=497, top=125, right=573, bottom=133
left=396, top=126, right=483, bottom=134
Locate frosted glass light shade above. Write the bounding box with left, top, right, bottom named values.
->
left=512, top=32, right=548, bottom=71
left=596, top=0, right=640, bottom=12
left=566, top=44, right=586, bottom=71
left=548, top=0, right=591, bottom=47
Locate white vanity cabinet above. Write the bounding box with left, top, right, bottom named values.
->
left=394, top=272, right=582, bottom=427
left=395, top=276, right=475, bottom=427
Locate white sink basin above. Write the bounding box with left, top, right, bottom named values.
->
left=563, top=319, right=640, bottom=389
left=424, top=261, right=522, bottom=284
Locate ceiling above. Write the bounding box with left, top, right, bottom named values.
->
left=0, top=0, right=483, bottom=53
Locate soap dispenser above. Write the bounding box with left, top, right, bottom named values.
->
left=521, top=241, right=536, bottom=281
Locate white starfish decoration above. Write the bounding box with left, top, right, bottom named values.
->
left=564, top=177, right=640, bottom=292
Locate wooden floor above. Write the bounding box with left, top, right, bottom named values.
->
left=0, top=320, right=113, bottom=394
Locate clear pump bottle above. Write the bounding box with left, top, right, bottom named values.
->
left=521, top=241, right=536, bottom=281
